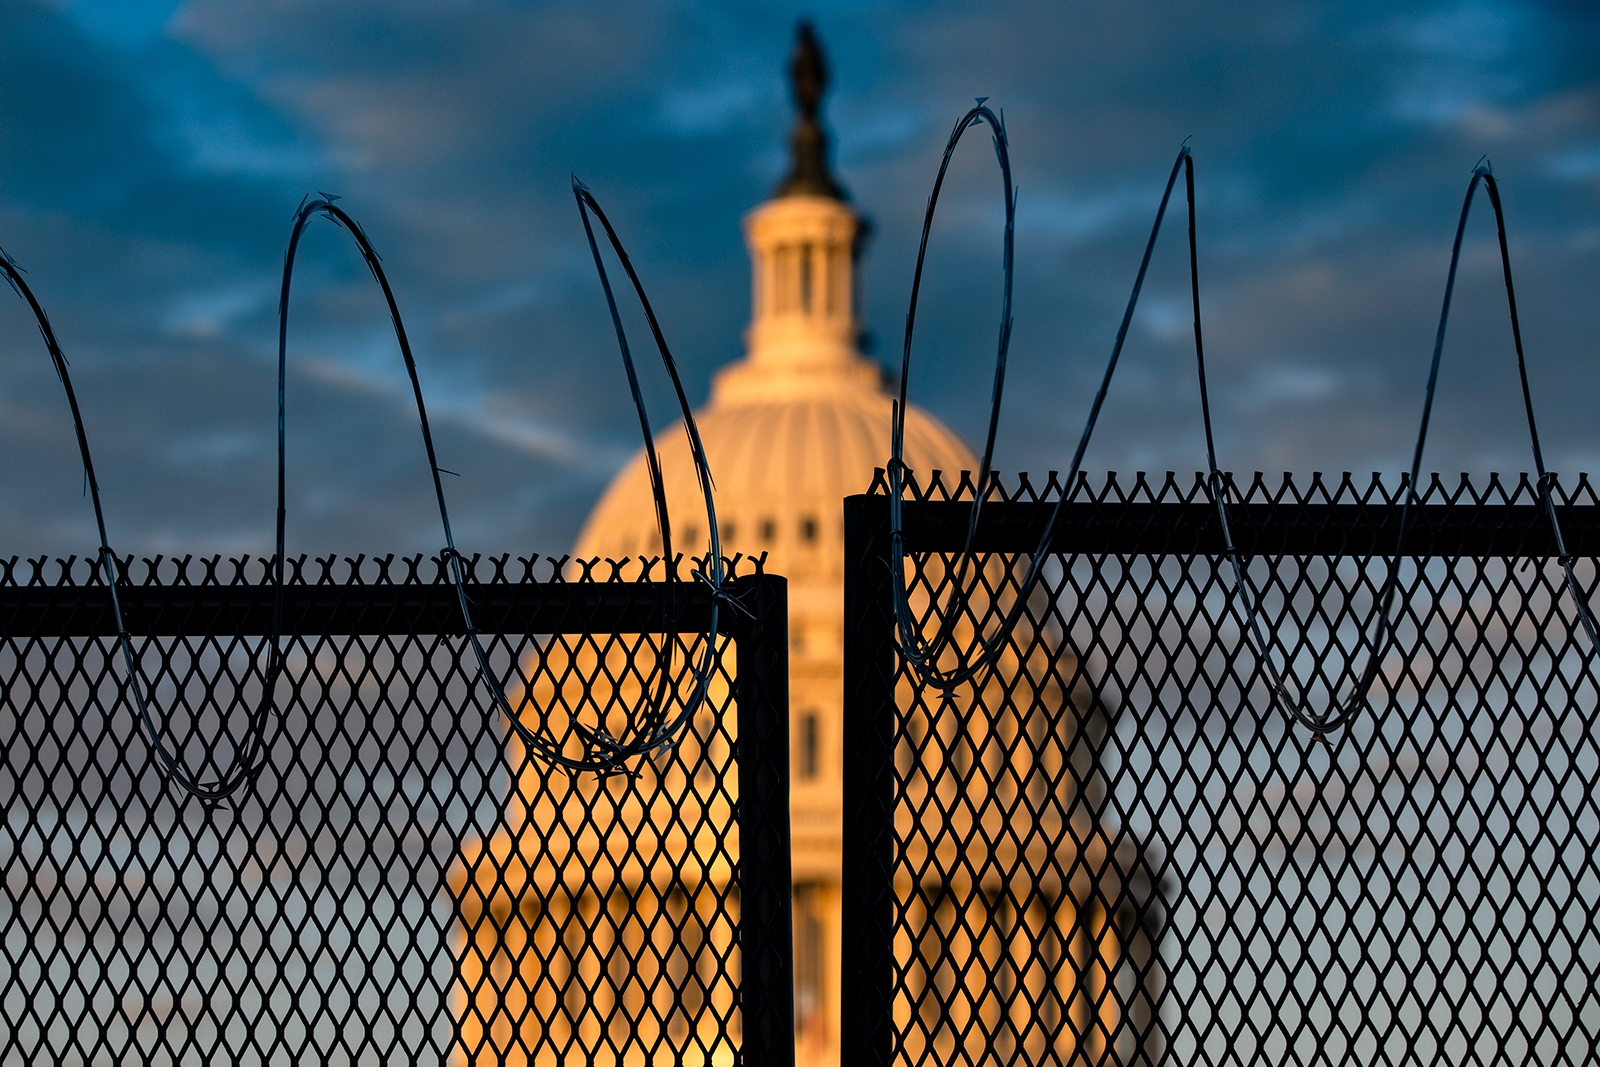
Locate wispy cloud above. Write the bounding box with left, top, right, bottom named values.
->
left=0, top=0, right=1597, bottom=559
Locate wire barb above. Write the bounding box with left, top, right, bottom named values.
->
left=1, top=248, right=278, bottom=803
left=556, top=177, right=731, bottom=773
left=886, top=124, right=1592, bottom=736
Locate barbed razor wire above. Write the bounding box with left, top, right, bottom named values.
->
left=1446, top=165, right=1600, bottom=652
left=277, top=191, right=730, bottom=776
left=888, top=101, right=1016, bottom=691
left=0, top=184, right=733, bottom=799
left=1185, top=152, right=1394, bottom=737
left=887, top=110, right=1194, bottom=694
left=2, top=247, right=283, bottom=803
left=1201, top=161, right=1600, bottom=734
left=568, top=177, right=731, bottom=771
left=887, top=115, right=1593, bottom=735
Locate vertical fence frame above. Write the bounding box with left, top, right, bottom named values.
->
left=736, top=573, right=797, bottom=1067
left=841, top=494, right=896, bottom=1067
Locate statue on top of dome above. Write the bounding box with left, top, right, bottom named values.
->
left=775, top=20, right=847, bottom=201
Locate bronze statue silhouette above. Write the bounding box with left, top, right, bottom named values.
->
left=776, top=21, right=846, bottom=199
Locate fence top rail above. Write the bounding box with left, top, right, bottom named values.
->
left=0, top=552, right=770, bottom=637
left=853, top=469, right=1600, bottom=557
left=0, top=549, right=766, bottom=589
left=865, top=466, right=1600, bottom=507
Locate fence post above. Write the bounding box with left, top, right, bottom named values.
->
left=734, top=572, right=795, bottom=1067
left=840, top=493, right=895, bottom=1067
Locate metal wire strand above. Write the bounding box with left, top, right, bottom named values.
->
left=564, top=179, right=729, bottom=771
left=889, top=123, right=1192, bottom=694
left=1186, top=152, right=1390, bottom=736
left=1, top=248, right=278, bottom=803
left=1476, top=168, right=1600, bottom=654
left=890, top=136, right=1404, bottom=722
left=890, top=135, right=1592, bottom=729
left=1201, top=162, right=1599, bottom=735
left=887, top=102, right=1016, bottom=690
left=280, top=193, right=727, bottom=775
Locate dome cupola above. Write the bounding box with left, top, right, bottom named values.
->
left=576, top=25, right=975, bottom=575
left=717, top=21, right=870, bottom=406
left=568, top=25, right=977, bottom=1067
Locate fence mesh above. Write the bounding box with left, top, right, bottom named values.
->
left=843, top=470, right=1600, bottom=1067
left=0, top=552, right=790, bottom=1067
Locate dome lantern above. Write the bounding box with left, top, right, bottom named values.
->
left=454, top=24, right=979, bottom=1067
left=723, top=25, right=875, bottom=405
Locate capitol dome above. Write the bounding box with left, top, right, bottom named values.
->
left=571, top=35, right=975, bottom=1067
left=573, top=340, right=973, bottom=585
left=451, top=25, right=977, bottom=1067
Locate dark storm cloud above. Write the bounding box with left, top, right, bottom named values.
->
left=0, top=0, right=1597, bottom=560
left=851, top=0, right=1600, bottom=477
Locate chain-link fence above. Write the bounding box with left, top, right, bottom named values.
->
left=843, top=470, right=1600, bottom=1067
left=0, top=552, right=792, bottom=1067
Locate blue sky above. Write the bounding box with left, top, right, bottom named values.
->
left=1, top=0, right=1597, bottom=557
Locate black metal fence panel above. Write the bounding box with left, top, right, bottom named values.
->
left=843, top=471, right=1600, bottom=1067
left=0, top=553, right=792, bottom=1067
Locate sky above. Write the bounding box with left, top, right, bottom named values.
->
left=0, top=0, right=1597, bottom=560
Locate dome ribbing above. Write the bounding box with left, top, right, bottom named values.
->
left=574, top=384, right=973, bottom=582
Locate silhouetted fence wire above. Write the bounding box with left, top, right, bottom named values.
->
left=3, top=97, right=1599, bottom=1067
left=1, top=180, right=797, bottom=1065
left=845, top=469, right=1600, bottom=1067
left=0, top=551, right=795, bottom=1066
left=888, top=126, right=1598, bottom=737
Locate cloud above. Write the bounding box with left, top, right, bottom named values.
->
left=162, top=279, right=276, bottom=338
left=56, top=0, right=184, bottom=50
left=1020, top=186, right=1158, bottom=245
left=0, top=0, right=1597, bottom=560
left=1548, top=141, right=1600, bottom=182
left=660, top=81, right=768, bottom=135
left=1235, top=365, right=1344, bottom=409
left=164, top=427, right=262, bottom=464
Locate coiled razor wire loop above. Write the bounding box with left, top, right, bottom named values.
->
left=1186, top=152, right=1392, bottom=736
left=2, top=248, right=282, bottom=803
left=569, top=178, right=729, bottom=772
left=1466, top=163, right=1600, bottom=653
left=281, top=192, right=727, bottom=775
left=888, top=102, right=1017, bottom=691
left=2, top=252, right=275, bottom=799
left=890, top=127, right=1596, bottom=730
left=890, top=114, right=1195, bottom=694
left=1204, top=161, right=1600, bottom=735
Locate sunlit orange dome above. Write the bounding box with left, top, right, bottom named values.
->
left=572, top=188, right=976, bottom=1067
left=574, top=336, right=974, bottom=581
left=468, top=34, right=979, bottom=1067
